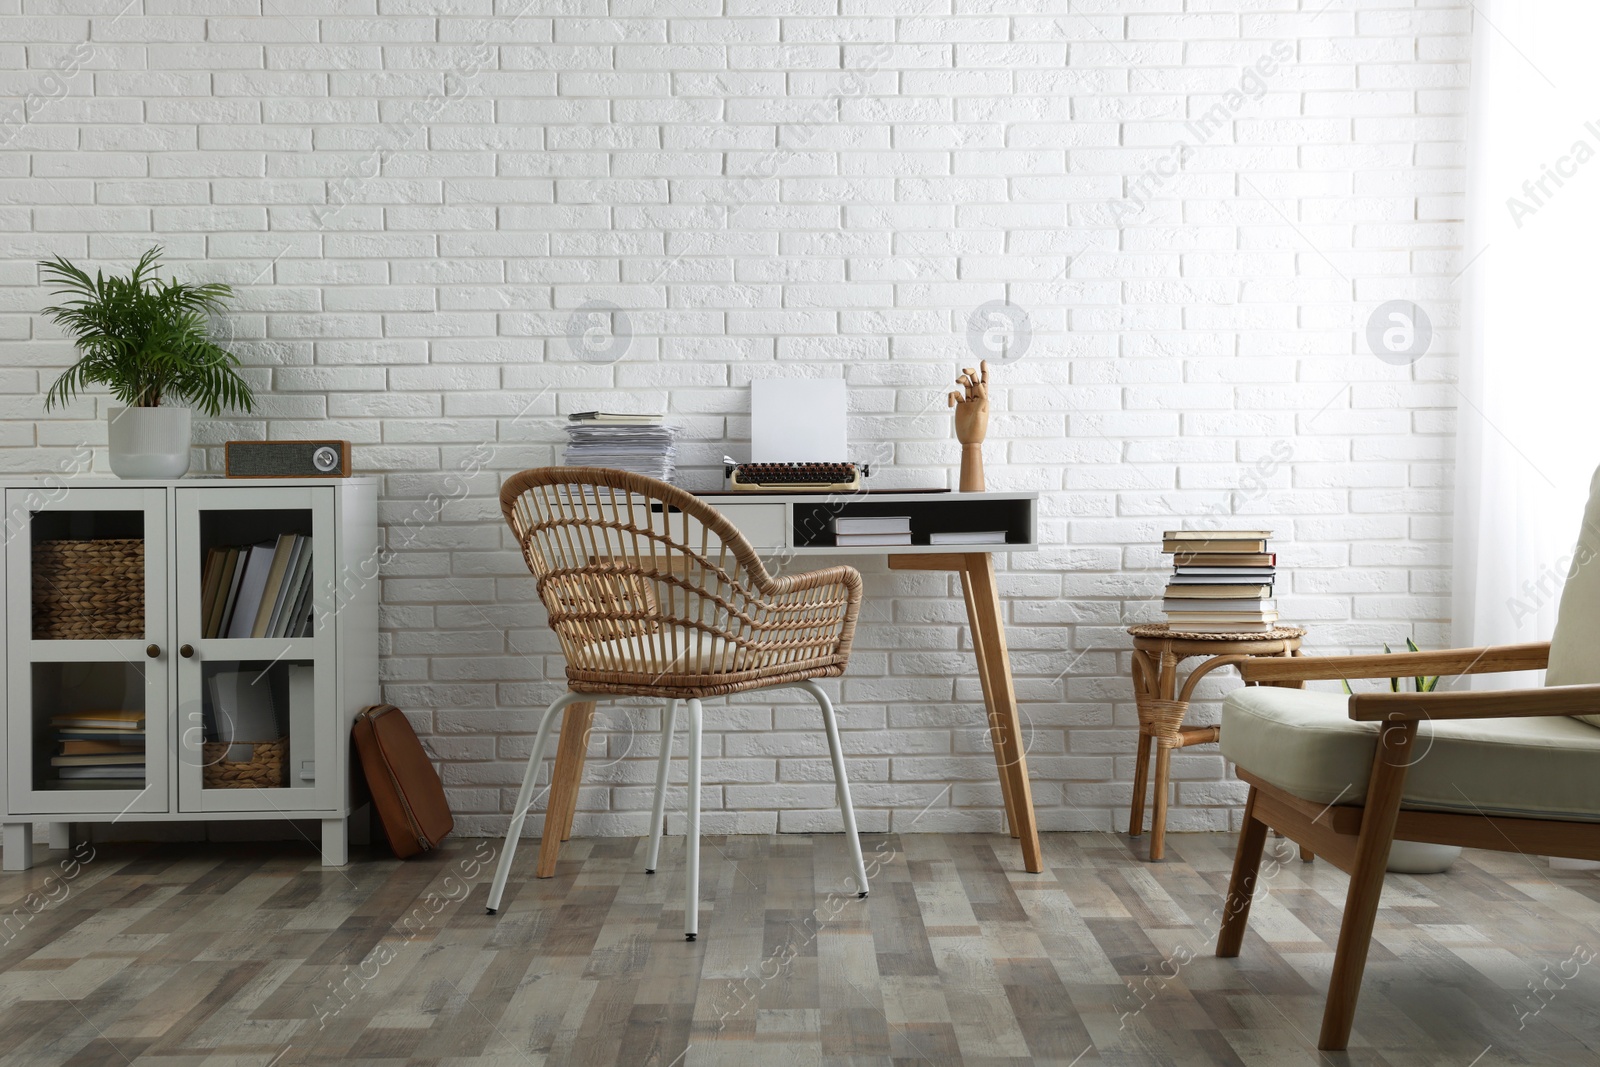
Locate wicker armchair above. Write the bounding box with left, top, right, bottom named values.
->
left=485, top=467, right=870, bottom=940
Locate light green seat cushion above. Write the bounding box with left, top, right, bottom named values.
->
left=1546, top=466, right=1600, bottom=728
left=1221, top=686, right=1600, bottom=822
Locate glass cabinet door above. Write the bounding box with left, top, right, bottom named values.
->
left=174, top=486, right=337, bottom=813
left=4, top=487, right=170, bottom=815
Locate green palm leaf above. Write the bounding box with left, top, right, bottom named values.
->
left=40, top=246, right=255, bottom=417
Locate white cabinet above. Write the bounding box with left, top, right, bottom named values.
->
left=1, top=477, right=378, bottom=870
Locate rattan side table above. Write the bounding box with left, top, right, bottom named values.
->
left=1126, top=622, right=1307, bottom=860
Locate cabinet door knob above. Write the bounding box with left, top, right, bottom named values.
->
left=179, top=644, right=195, bottom=659
left=146, top=643, right=160, bottom=658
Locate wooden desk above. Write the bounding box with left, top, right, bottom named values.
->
left=533, top=490, right=1045, bottom=876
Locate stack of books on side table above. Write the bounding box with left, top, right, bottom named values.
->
left=1160, top=529, right=1277, bottom=633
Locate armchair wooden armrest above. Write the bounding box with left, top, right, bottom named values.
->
left=1348, top=684, right=1600, bottom=722
left=1238, top=642, right=1550, bottom=684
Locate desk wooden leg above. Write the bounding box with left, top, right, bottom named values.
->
left=961, top=565, right=1017, bottom=838
left=1128, top=731, right=1152, bottom=837
left=536, top=700, right=595, bottom=879
left=962, top=553, right=1043, bottom=874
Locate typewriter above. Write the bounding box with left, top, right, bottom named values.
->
left=725, top=461, right=868, bottom=492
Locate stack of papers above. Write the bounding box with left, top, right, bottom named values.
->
left=564, top=419, right=680, bottom=482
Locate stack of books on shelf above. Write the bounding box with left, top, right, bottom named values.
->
left=831, top=516, right=911, bottom=546
left=1160, top=529, right=1278, bottom=633
left=50, top=709, right=145, bottom=789
left=564, top=411, right=680, bottom=483
left=201, top=533, right=315, bottom=640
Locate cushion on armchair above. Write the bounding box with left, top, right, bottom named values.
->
left=1221, top=685, right=1600, bottom=822
left=1546, top=465, right=1600, bottom=727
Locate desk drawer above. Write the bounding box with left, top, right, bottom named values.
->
left=708, top=502, right=786, bottom=551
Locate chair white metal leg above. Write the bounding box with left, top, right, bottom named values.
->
left=685, top=697, right=703, bottom=941
left=645, top=699, right=679, bottom=874
left=486, top=691, right=594, bottom=915
left=804, top=679, right=869, bottom=898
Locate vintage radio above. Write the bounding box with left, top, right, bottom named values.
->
left=225, top=440, right=352, bottom=479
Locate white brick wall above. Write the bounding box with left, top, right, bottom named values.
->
left=0, top=0, right=1467, bottom=839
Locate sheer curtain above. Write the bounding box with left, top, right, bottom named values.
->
left=1453, top=1, right=1600, bottom=670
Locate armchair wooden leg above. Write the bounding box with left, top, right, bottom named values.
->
left=1217, top=786, right=1269, bottom=958
left=1318, top=720, right=1416, bottom=1051
left=536, top=700, right=595, bottom=878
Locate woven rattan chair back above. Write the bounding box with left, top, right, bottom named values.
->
left=501, top=467, right=862, bottom=698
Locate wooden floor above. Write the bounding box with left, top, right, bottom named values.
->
left=1, top=830, right=1597, bottom=1066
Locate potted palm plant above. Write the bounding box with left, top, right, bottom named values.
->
left=41, top=247, right=255, bottom=478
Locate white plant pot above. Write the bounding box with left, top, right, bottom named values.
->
left=1385, top=840, right=1461, bottom=875
left=107, top=406, right=192, bottom=479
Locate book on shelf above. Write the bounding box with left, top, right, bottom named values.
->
left=1172, top=552, right=1275, bottom=567
left=1161, top=584, right=1273, bottom=599
left=56, top=765, right=145, bottom=780
left=1161, top=537, right=1268, bottom=554
left=57, top=725, right=145, bottom=738
left=199, top=548, right=227, bottom=633
left=51, top=710, right=143, bottom=731
left=1170, top=570, right=1277, bottom=583
left=211, top=547, right=248, bottom=638
left=57, top=732, right=146, bottom=746
left=54, top=778, right=145, bottom=789
left=51, top=753, right=146, bottom=767
left=285, top=565, right=315, bottom=638
left=833, top=532, right=913, bottom=546
left=928, top=530, right=1009, bottom=545
left=281, top=540, right=314, bottom=637
left=1162, top=598, right=1277, bottom=613
left=1165, top=609, right=1280, bottom=621
left=60, top=738, right=144, bottom=756
left=831, top=516, right=911, bottom=535
left=251, top=534, right=299, bottom=638
left=1158, top=614, right=1280, bottom=630
left=1163, top=529, right=1272, bottom=540
left=266, top=536, right=312, bottom=638
left=226, top=540, right=279, bottom=639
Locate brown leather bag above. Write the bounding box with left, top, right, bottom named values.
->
left=352, top=705, right=454, bottom=859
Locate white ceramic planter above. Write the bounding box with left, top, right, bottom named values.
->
left=107, top=406, right=192, bottom=479
left=1386, top=840, right=1461, bottom=874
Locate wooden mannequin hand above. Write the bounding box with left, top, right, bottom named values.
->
left=948, top=360, right=990, bottom=445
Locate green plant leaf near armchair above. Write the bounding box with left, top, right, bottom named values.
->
left=40, top=246, right=255, bottom=478
left=1213, top=469, right=1600, bottom=1050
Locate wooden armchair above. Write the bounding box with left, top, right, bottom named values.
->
left=1215, top=475, right=1600, bottom=1049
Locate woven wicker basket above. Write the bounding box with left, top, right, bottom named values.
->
left=202, top=738, right=287, bottom=789
left=32, top=538, right=145, bottom=640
